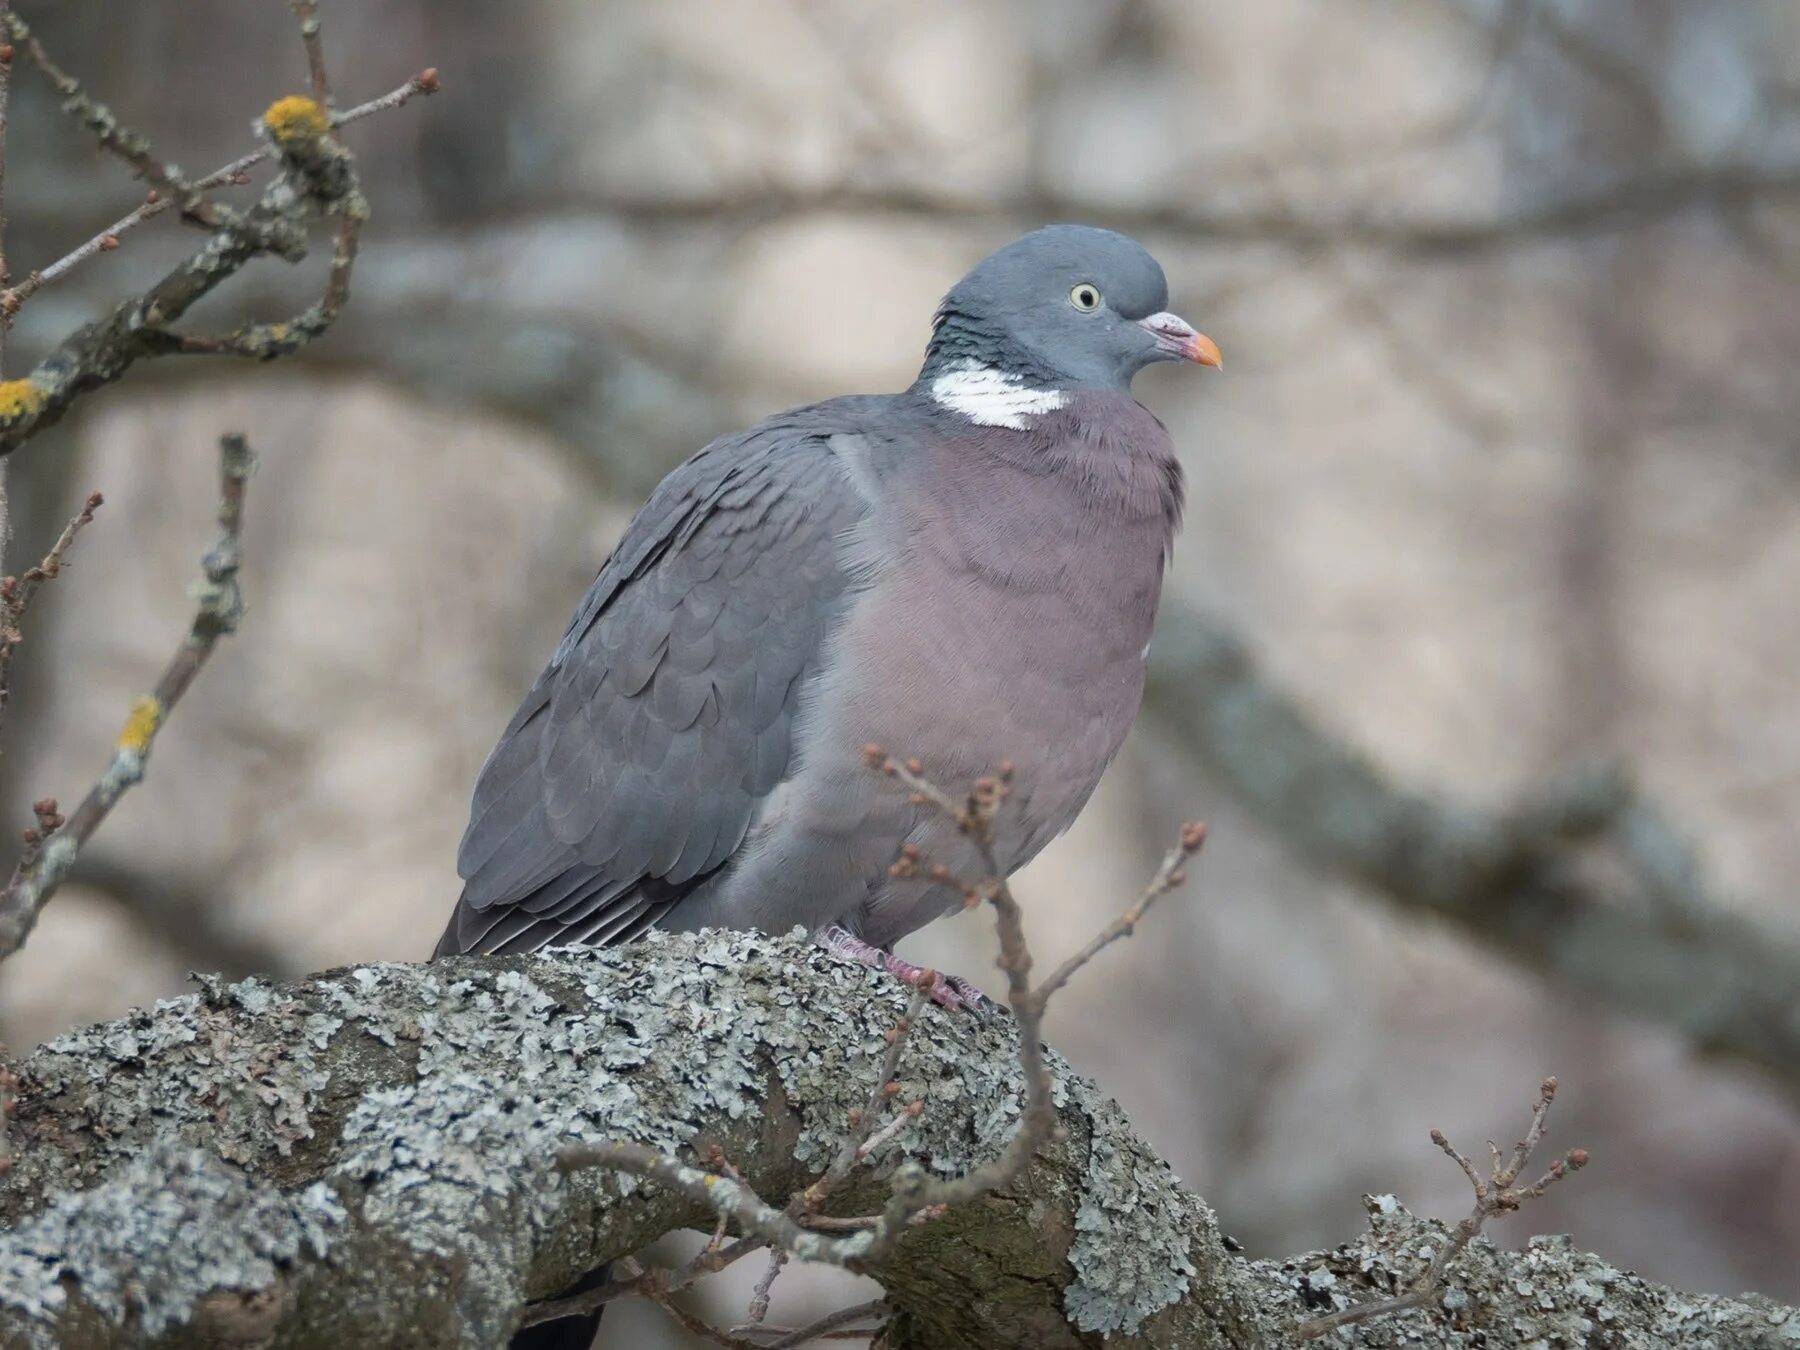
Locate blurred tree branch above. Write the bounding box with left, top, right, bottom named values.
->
left=1145, top=610, right=1800, bottom=1102
left=485, top=165, right=1800, bottom=257
left=65, top=851, right=298, bottom=983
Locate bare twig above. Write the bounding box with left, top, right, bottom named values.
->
left=554, top=764, right=1207, bottom=1339
left=736, top=1297, right=892, bottom=1347
left=0, top=489, right=101, bottom=735
left=0, top=433, right=252, bottom=962
left=1296, top=1077, right=1589, bottom=1340
left=3, top=15, right=217, bottom=224
left=1034, top=819, right=1206, bottom=1006
left=528, top=936, right=937, bottom=1330
left=287, top=0, right=333, bottom=109
left=555, top=1141, right=861, bottom=1266
left=798, top=975, right=932, bottom=1217
left=637, top=1289, right=760, bottom=1349
left=746, top=1249, right=787, bottom=1324
left=514, top=1230, right=770, bottom=1329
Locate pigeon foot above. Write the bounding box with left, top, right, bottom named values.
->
left=816, top=924, right=992, bottom=1013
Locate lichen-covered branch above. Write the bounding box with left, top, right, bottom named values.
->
left=542, top=772, right=1203, bottom=1340
left=0, top=25, right=437, bottom=457
left=0, top=931, right=1790, bottom=1348
left=0, top=69, right=437, bottom=321
left=0, top=433, right=251, bottom=962
left=1144, top=607, right=1800, bottom=1104
left=1297, top=1076, right=1588, bottom=1340
left=0, top=102, right=353, bottom=453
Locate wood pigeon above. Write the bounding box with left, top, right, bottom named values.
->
left=436, top=224, right=1220, bottom=1011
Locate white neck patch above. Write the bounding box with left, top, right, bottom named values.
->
left=929, top=362, right=1067, bottom=430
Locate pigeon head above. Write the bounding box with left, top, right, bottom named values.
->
left=920, top=225, right=1220, bottom=408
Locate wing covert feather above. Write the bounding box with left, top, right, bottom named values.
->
left=441, top=404, right=875, bottom=955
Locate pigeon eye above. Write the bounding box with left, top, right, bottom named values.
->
left=1069, top=283, right=1102, bottom=313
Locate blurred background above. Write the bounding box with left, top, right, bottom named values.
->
left=2, top=1, right=1799, bottom=1343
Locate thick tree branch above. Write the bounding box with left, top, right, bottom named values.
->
left=1144, top=607, right=1800, bottom=1102
left=0, top=932, right=1790, bottom=1348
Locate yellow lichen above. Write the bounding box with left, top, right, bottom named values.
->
left=262, top=95, right=330, bottom=147
left=117, top=695, right=163, bottom=755
left=0, top=379, right=47, bottom=422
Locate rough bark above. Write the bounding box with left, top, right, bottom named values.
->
left=0, top=930, right=1791, bottom=1348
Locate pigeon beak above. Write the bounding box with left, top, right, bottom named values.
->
left=1139, top=312, right=1222, bottom=369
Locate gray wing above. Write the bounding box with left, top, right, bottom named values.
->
left=435, top=405, right=872, bottom=956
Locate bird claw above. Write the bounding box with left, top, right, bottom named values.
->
left=892, top=960, right=991, bottom=1014
left=929, top=971, right=994, bottom=1014
left=816, top=925, right=993, bottom=1014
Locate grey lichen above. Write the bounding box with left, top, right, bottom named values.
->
left=0, top=931, right=1792, bottom=1348
left=28, top=981, right=333, bottom=1167
left=1061, top=1089, right=1200, bottom=1334
left=0, top=1142, right=339, bottom=1343
left=1255, top=1193, right=1800, bottom=1348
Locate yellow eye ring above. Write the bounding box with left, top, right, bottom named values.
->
left=1069, top=283, right=1102, bottom=312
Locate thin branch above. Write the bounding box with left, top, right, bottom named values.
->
left=0, top=433, right=252, bottom=963
left=557, top=771, right=1208, bottom=1296
left=1034, top=820, right=1205, bottom=1006
left=746, top=1249, right=786, bottom=1325
left=287, top=0, right=333, bottom=109
left=1295, top=1076, right=1589, bottom=1340
left=798, top=976, right=932, bottom=1217
left=0, top=89, right=381, bottom=453
left=555, top=1141, right=856, bottom=1266
left=515, top=1230, right=771, bottom=1328
left=737, top=1298, right=891, bottom=1348
left=3, top=15, right=217, bottom=224
left=0, top=69, right=438, bottom=323
left=636, top=1286, right=762, bottom=1349
left=0, top=489, right=101, bottom=735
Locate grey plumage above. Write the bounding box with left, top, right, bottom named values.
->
left=437, top=224, right=1217, bottom=960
